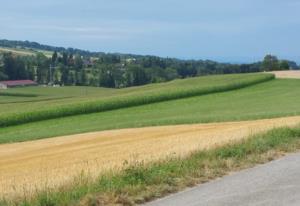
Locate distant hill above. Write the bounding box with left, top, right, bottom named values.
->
left=0, top=39, right=146, bottom=59
left=0, top=39, right=91, bottom=56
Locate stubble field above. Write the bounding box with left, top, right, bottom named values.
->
left=1, top=116, right=300, bottom=199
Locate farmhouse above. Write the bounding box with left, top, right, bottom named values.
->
left=0, top=80, right=37, bottom=89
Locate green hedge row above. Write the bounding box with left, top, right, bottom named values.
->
left=0, top=92, right=38, bottom=97
left=0, top=74, right=274, bottom=127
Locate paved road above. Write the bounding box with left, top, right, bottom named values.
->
left=146, top=153, right=300, bottom=206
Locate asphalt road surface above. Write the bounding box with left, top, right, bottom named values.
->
left=145, top=152, right=300, bottom=206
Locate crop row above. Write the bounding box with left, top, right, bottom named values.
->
left=0, top=92, right=38, bottom=97
left=0, top=73, right=274, bottom=127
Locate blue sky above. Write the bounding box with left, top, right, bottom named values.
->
left=1, top=0, right=300, bottom=62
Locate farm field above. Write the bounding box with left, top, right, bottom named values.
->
left=269, top=70, right=300, bottom=79
left=2, top=2, right=300, bottom=205
left=1, top=72, right=300, bottom=204
left=0, top=73, right=273, bottom=127
left=0, top=86, right=117, bottom=104
left=0, top=47, right=37, bottom=56
left=1, top=78, right=300, bottom=143
left=0, top=46, right=53, bottom=57
left=1, top=116, right=300, bottom=199
left=0, top=73, right=271, bottom=114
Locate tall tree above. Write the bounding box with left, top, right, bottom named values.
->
left=279, top=60, right=290, bottom=70
left=51, top=51, right=58, bottom=64
left=262, top=55, right=279, bottom=71
left=0, top=60, right=8, bottom=80
left=3, top=53, right=27, bottom=80
left=36, top=52, right=49, bottom=83
left=74, top=54, right=83, bottom=71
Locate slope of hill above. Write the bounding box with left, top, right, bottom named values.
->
left=2, top=76, right=300, bottom=144
left=0, top=46, right=53, bottom=57
left=0, top=39, right=100, bottom=57
left=1, top=72, right=300, bottom=205
left=0, top=73, right=273, bottom=127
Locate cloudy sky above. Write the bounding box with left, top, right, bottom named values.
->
left=1, top=0, right=300, bottom=62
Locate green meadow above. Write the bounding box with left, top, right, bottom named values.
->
left=0, top=73, right=272, bottom=127
left=1, top=77, right=300, bottom=143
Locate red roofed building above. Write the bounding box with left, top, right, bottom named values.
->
left=0, top=80, right=37, bottom=89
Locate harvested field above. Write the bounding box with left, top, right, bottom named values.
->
left=269, top=70, right=300, bottom=79
left=0, top=47, right=36, bottom=56
left=1, top=116, right=300, bottom=199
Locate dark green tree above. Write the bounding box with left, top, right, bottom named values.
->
left=279, top=60, right=290, bottom=70
left=74, top=54, right=83, bottom=71
left=51, top=51, right=58, bottom=64
left=36, top=52, right=49, bottom=83
left=262, top=55, right=279, bottom=71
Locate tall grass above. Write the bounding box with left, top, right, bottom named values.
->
left=0, top=73, right=274, bottom=127
left=2, top=125, right=300, bottom=206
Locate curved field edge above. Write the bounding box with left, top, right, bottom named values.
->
left=1, top=78, right=300, bottom=144
left=0, top=73, right=274, bottom=127
left=2, top=125, right=300, bottom=206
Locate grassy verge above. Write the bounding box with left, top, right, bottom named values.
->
left=3, top=125, right=300, bottom=206
left=0, top=73, right=274, bottom=127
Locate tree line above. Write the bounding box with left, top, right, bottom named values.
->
left=0, top=40, right=298, bottom=88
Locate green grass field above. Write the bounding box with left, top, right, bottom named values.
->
left=0, top=73, right=270, bottom=114
left=0, top=73, right=272, bottom=127
left=1, top=78, right=300, bottom=143
left=0, top=86, right=116, bottom=105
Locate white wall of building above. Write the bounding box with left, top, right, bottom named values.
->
left=0, top=83, right=7, bottom=89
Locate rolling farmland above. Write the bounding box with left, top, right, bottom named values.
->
left=1, top=72, right=300, bottom=205
left=0, top=73, right=273, bottom=127
left=2, top=1, right=300, bottom=205
left=1, top=77, right=300, bottom=143
left=0, top=46, right=53, bottom=57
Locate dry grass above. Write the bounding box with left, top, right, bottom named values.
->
left=0, top=47, right=36, bottom=56
left=269, top=70, right=300, bottom=79
left=0, top=47, right=53, bottom=57
left=1, top=116, right=300, bottom=199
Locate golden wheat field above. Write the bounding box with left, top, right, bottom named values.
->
left=1, top=116, right=300, bottom=199
left=269, top=70, right=300, bottom=79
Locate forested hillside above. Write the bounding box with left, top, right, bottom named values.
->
left=0, top=39, right=297, bottom=88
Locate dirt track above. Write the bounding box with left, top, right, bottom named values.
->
left=269, top=70, right=300, bottom=79
left=1, top=116, right=300, bottom=199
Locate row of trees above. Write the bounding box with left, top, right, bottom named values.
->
left=261, top=55, right=295, bottom=71
left=0, top=51, right=298, bottom=88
